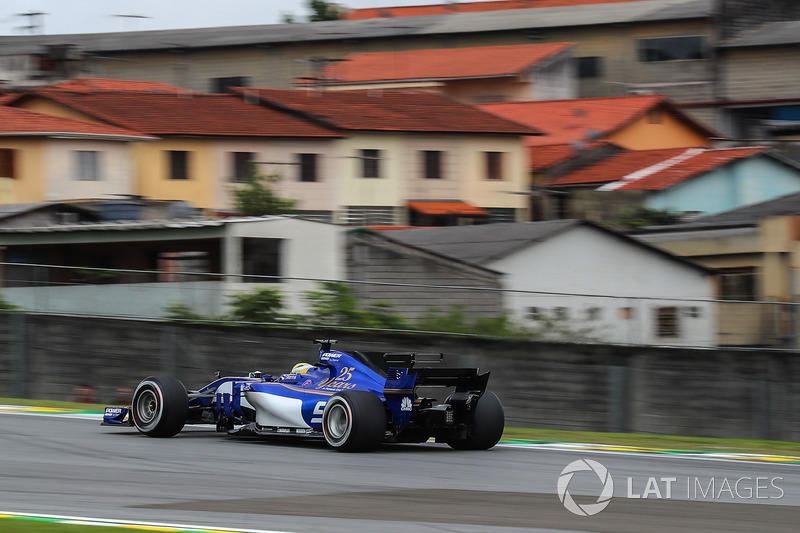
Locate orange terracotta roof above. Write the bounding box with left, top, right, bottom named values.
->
left=548, top=147, right=770, bottom=189
left=41, top=77, right=197, bottom=94
left=530, top=141, right=610, bottom=171
left=10, top=90, right=340, bottom=138
left=342, top=0, right=647, bottom=19
left=479, top=95, right=719, bottom=146
left=301, top=43, right=573, bottom=85
left=0, top=106, right=151, bottom=139
left=407, top=200, right=490, bottom=216
left=230, top=88, right=540, bottom=135
left=352, top=225, right=419, bottom=231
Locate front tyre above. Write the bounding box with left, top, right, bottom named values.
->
left=322, top=391, right=386, bottom=452
left=447, top=391, right=505, bottom=450
left=131, top=376, right=188, bottom=437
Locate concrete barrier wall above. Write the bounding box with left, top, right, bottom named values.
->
left=1, top=313, right=798, bottom=442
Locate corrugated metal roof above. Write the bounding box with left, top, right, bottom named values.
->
left=0, top=215, right=290, bottom=234
left=388, top=219, right=580, bottom=264
left=666, top=191, right=800, bottom=229
left=0, top=0, right=711, bottom=55
left=719, top=20, right=800, bottom=48
left=388, top=218, right=713, bottom=273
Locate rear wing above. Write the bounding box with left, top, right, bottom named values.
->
left=383, top=351, right=490, bottom=391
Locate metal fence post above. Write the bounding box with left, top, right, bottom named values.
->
left=608, top=365, right=628, bottom=433
left=9, top=312, right=27, bottom=399
left=160, top=324, right=178, bottom=377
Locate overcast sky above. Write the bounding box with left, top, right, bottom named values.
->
left=0, top=1, right=447, bottom=35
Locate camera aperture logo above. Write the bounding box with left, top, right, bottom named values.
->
left=557, top=459, right=614, bottom=516
left=557, top=458, right=785, bottom=516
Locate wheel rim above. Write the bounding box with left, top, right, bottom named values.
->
left=136, top=389, right=158, bottom=424
left=133, top=384, right=162, bottom=430
left=324, top=400, right=352, bottom=445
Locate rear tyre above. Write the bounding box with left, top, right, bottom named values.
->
left=447, top=391, right=504, bottom=450
left=322, top=391, right=386, bottom=452
left=131, top=376, right=188, bottom=437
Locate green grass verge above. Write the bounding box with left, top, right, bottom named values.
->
left=4, top=397, right=799, bottom=457
left=502, top=427, right=800, bottom=457
left=0, top=518, right=105, bottom=532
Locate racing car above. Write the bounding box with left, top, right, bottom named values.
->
left=102, top=339, right=504, bottom=452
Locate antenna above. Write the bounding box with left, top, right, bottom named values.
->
left=16, top=11, right=47, bottom=34
left=111, top=14, right=152, bottom=31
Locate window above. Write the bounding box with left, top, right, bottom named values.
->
left=232, top=152, right=254, bottom=183
left=647, top=109, right=663, bottom=124
left=298, top=153, right=318, bottom=182
left=168, top=151, right=190, bottom=180
left=242, top=238, right=281, bottom=282
left=685, top=306, right=702, bottom=318
left=719, top=267, right=757, bottom=301
left=656, top=306, right=680, bottom=338
left=638, top=36, right=706, bottom=62
left=526, top=307, right=541, bottom=321
left=361, top=149, right=380, bottom=178
left=553, top=307, right=569, bottom=320
left=585, top=307, right=602, bottom=321
left=211, top=76, right=251, bottom=94
left=0, top=148, right=16, bottom=178
left=157, top=251, right=209, bottom=282
left=75, top=151, right=100, bottom=181
left=485, top=152, right=504, bottom=180
left=422, top=150, right=442, bottom=179
left=576, top=56, right=603, bottom=78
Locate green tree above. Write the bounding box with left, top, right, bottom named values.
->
left=308, top=0, right=344, bottom=21
left=163, top=301, right=209, bottom=322
left=0, top=292, right=20, bottom=311
left=230, top=169, right=297, bottom=217
left=303, top=281, right=407, bottom=329
left=418, top=305, right=533, bottom=338
left=228, top=287, right=285, bottom=323
left=617, top=205, right=683, bottom=230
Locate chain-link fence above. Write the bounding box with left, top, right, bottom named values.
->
left=0, top=262, right=797, bottom=349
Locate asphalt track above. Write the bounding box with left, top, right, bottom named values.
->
left=2, top=411, right=800, bottom=532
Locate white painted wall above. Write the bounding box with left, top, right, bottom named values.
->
left=44, top=139, right=138, bottom=201
left=487, top=225, right=716, bottom=345
left=3, top=217, right=345, bottom=319
left=214, top=138, right=339, bottom=213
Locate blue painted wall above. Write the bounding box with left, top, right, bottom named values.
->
left=646, top=155, right=800, bottom=216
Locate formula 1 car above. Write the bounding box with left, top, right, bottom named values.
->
left=102, top=340, right=504, bottom=452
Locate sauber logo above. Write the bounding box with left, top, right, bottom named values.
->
left=400, top=397, right=413, bottom=412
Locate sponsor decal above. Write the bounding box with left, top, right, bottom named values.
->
left=400, top=397, right=413, bottom=412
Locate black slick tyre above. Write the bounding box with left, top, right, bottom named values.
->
left=447, top=391, right=504, bottom=450
left=131, top=376, right=189, bottom=437
left=322, top=391, right=386, bottom=452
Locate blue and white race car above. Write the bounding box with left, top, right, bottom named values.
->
left=102, top=340, right=504, bottom=452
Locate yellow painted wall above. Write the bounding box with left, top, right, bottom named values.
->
left=0, top=138, right=45, bottom=203
left=608, top=108, right=713, bottom=150
left=132, top=139, right=216, bottom=209
left=335, top=132, right=527, bottom=219
left=16, top=96, right=221, bottom=208
left=16, top=99, right=99, bottom=123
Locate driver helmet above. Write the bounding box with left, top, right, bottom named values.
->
left=291, top=362, right=314, bottom=375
